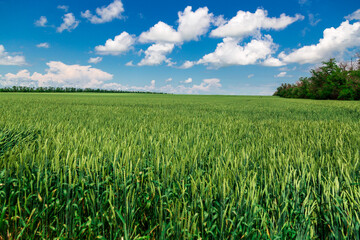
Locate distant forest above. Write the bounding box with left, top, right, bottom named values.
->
left=274, top=57, right=360, bottom=100
left=0, top=86, right=164, bottom=94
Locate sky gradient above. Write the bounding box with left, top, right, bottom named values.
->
left=0, top=0, right=360, bottom=95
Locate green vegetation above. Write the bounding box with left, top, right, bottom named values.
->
left=0, top=86, right=163, bottom=94
left=274, top=58, right=360, bottom=100
left=1, top=93, right=360, bottom=239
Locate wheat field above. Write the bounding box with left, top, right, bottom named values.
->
left=1, top=93, right=360, bottom=239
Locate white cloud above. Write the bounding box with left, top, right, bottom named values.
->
left=210, top=9, right=304, bottom=39
left=139, top=6, right=213, bottom=44
left=198, top=35, right=277, bottom=68
left=275, top=72, right=287, bottom=77
left=95, top=32, right=135, bottom=55
left=279, top=66, right=297, bottom=71
left=1, top=70, right=36, bottom=87
left=4, top=70, right=31, bottom=81
left=279, top=20, right=360, bottom=64
left=138, top=6, right=213, bottom=66
left=101, top=78, right=222, bottom=94
left=103, top=80, right=156, bottom=92
left=248, top=74, right=254, bottom=78
left=81, top=0, right=124, bottom=24
left=139, top=21, right=181, bottom=43
left=184, top=77, right=192, bottom=83
left=132, top=80, right=156, bottom=91
left=138, top=43, right=175, bottom=66
left=345, top=9, right=360, bottom=21
left=166, top=60, right=176, bottom=67
left=308, top=13, right=321, bottom=26
left=88, top=57, right=102, bottom=64
left=158, top=78, right=222, bottom=94
left=101, top=82, right=126, bottom=90
left=0, top=67, right=222, bottom=94
left=0, top=45, right=26, bottom=66
left=191, top=78, right=221, bottom=92
left=212, top=15, right=227, bottom=27
left=231, top=83, right=278, bottom=95
left=165, top=77, right=172, bottom=82
left=275, top=71, right=293, bottom=78
left=58, top=5, right=69, bottom=12
left=35, top=16, right=48, bottom=27
left=179, top=60, right=195, bottom=69
left=102, top=80, right=156, bottom=92
left=57, top=13, right=79, bottom=33
left=125, top=61, right=135, bottom=66
left=36, top=42, right=50, bottom=48
left=0, top=61, right=113, bottom=88
left=177, top=6, right=213, bottom=42
left=262, top=57, right=284, bottom=66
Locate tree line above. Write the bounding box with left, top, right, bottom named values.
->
left=274, top=57, right=360, bottom=100
left=0, top=86, right=165, bottom=94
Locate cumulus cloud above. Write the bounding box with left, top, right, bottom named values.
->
left=177, top=6, right=213, bottom=42
left=212, top=15, right=227, bottom=27
left=198, top=35, right=277, bottom=68
left=100, top=82, right=126, bottom=90
left=179, top=60, right=195, bottom=69
left=191, top=78, right=221, bottom=92
left=88, top=57, right=102, bottom=64
left=137, top=7, right=303, bottom=68
left=138, top=43, right=175, bottom=66
left=95, top=32, right=135, bottom=55
left=184, top=77, right=192, bottom=83
left=248, top=74, right=254, bottom=78
left=34, top=16, right=48, bottom=27
left=275, top=72, right=287, bottom=77
left=279, top=66, right=297, bottom=71
left=139, top=6, right=212, bottom=44
left=57, top=13, right=79, bottom=33
left=81, top=0, right=124, bottom=24
left=36, top=42, right=50, bottom=48
left=103, top=80, right=156, bottom=92
left=58, top=5, right=69, bottom=12
left=210, top=9, right=304, bottom=39
left=275, top=71, right=293, bottom=78
left=101, top=78, right=222, bottom=94
left=138, top=6, right=213, bottom=66
left=0, top=45, right=26, bottom=66
left=102, top=80, right=157, bottom=92
left=0, top=64, right=222, bottom=94
left=132, top=80, right=156, bottom=91
left=279, top=20, right=360, bottom=64
left=262, top=57, right=284, bottom=66
left=345, top=9, right=360, bottom=21
left=0, top=61, right=113, bottom=88
left=159, top=78, right=222, bottom=94
left=139, top=22, right=181, bottom=43
left=1, top=70, right=37, bottom=87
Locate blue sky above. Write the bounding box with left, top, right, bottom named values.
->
left=0, top=0, right=359, bottom=95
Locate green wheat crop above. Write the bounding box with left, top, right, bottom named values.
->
left=0, top=93, right=359, bottom=239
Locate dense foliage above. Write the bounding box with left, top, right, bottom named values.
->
left=1, top=94, right=360, bottom=239
left=274, top=58, right=360, bottom=100
left=0, top=86, right=163, bottom=94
